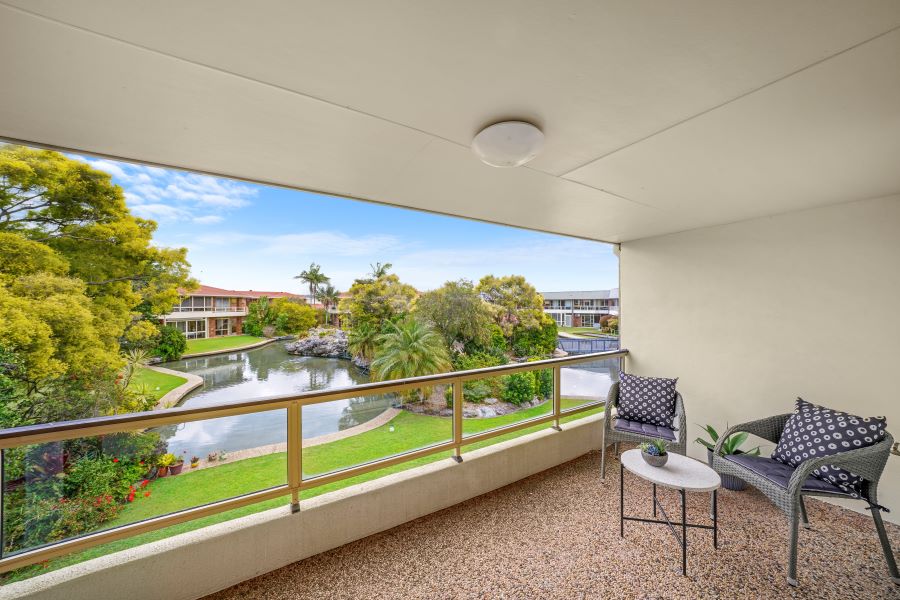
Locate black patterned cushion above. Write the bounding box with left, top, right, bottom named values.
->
left=771, top=398, right=887, bottom=498
left=616, top=372, right=678, bottom=428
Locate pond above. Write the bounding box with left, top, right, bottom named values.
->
left=156, top=343, right=616, bottom=458
left=157, top=344, right=392, bottom=457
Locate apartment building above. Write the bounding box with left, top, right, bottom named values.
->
left=159, top=284, right=303, bottom=339
left=541, top=289, right=619, bottom=328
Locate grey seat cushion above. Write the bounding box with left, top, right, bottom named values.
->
left=613, top=418, right=676, bottom=441
left=724, top=453, right=853, bottom=497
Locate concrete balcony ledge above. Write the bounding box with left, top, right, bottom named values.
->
left=0, top=413, right=604, bottom=600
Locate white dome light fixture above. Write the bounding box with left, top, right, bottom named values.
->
left=471, top=121, right=544, bottom=167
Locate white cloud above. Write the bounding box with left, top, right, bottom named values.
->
left=87, top=159, right=128, bottom=180
left=131, top=203, right=188, bottom=220
left=194, top=231, right=403, bottom=257
left=192, top=215, right=225, bottom=224
left=197, top=193, right=250, bottom=208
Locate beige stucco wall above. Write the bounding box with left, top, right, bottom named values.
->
left=620, top=194, right=900, bottom=522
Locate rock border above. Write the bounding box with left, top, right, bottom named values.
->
left=147, top=365, right=204, bottom=409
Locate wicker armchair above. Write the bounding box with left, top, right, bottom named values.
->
left=600, top=381, right=686, bottom=479
left=710, top=414, right=899, bottom=587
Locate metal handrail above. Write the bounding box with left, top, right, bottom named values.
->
left=0, top=349, right=626, bottom=572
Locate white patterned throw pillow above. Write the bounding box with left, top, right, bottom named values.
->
left=617, top=372, right=678, bottom=428
left=772, top=398, right=887, bottom=498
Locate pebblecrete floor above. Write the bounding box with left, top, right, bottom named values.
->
left=205, top=448, right=900, bottom=599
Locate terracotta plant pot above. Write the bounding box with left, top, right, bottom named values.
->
left=157, top=466, right=169, bottom=478
left=190, top=461, right=200, bottom=469
left=169, top=462, right=184, bottom=476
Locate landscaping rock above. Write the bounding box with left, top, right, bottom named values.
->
left=351, top=355, right=371, bottom=372
left=483, top=397, right=499, bottom=405
left=552, top=348, right=568, bottom=358
left=285, top=328, right=350, bottom=359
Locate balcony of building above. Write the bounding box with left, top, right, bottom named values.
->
left=1, top=2, right=899, bottom=599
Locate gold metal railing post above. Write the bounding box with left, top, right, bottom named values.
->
left=552, top=366, right=562, bottom=431
left=287, top=401, right=302, bottom=512
left=452, top=377, right=463, bottom=463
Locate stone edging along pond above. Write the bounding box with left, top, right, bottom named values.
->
left=147, top=365, right=204, bottom=410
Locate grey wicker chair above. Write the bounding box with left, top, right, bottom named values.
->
left=600, top=381, right=686, bottom=479
left=711, top=414, right=899, bottom=587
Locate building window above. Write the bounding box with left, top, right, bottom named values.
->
left=215, top=318, right=231, bottom=336
left=172, top=319, right=206, bottom=339
left=581, top=314, right=595, bottom=327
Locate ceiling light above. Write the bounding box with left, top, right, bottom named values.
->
left=471, top=121, right=544, bottom=167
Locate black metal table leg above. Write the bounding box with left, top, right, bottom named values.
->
left=712, top=489, right=718, bottom=549
left=620, top=461, right=624, bottom=537
left=681, top=489, right=687, bottom=576
left=652, top=484, right=657, bottom=517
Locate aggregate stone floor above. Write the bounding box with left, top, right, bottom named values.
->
left=205, top=449, right=900, bottom=600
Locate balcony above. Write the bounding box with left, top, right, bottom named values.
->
left=1, top=2, right=898, bottom=599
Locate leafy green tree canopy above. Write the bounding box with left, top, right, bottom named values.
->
left=476, top=274, right=545, bottom=335
left=340, top=273, right=417, bottom=330
left=413, top=279, right=493, bottom=347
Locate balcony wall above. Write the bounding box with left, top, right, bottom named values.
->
left=0, top=414, right=604, bottom=600
left=620, top=193, right=900, bottom=522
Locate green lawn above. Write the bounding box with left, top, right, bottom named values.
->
left=184, top=335, right=266, bottom=355
left=126, top=366, right=187, bottom=400
left=5, top=399, right=603, bottom=582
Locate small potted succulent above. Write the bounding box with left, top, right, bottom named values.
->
left=190, top=455, right=201, bottom=469
left=218, top=450, right=228, bottom=462
left=695, top=424, right=761, bottom=491
left=157, top=453, right=175, bottom=477
left=207, top=451, right=218, bottom=462
left=639, top=439, right=669, bottom=467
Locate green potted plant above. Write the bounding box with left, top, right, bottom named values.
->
left=639, top=439, right=668, bottom=467
left=207, top=451, right=218, bottom=462
left=157, top=453, right=175, bottom=477
left=695, top=424, right=761, bottom=491
left=218, top=449, right=228, bottom=462
left=169, top=454, right=185, bottom=476
left=190, top=455, right=201, bottom=468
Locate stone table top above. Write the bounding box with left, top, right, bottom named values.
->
left=620, top=449, right=721, bottom=492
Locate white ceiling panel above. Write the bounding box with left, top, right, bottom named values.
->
left=565, top=29, right=900, bottom=226
left=1, top=2, right=899, bottom=242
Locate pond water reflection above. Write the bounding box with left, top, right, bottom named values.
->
left=155, top=343, right=616, bottom=457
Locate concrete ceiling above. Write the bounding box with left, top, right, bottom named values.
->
left=1, top=1, right=899, bottom=242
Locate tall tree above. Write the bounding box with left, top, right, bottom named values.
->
left=315, top=284, right=341, bottom=326
left=370, top=318, right=451, bottom=383
left=339, top=273, right=417, bottom=330
left=369, top=262, right=392, bottom=279
left=0, top=145, right=195, bottom=345
left=413, top=279, right=493, bottom=347
left=476, top=274, right=544, bottom=335
left=294, top=262, right=330, bottom=304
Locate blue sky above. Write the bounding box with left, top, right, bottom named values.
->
left=74, top=154, right=618, bottom=293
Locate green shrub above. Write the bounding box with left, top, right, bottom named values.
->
left=527, top=358, right=553, bottom=399
left=453, top=352, right=505, bottom=402
left=502, top=371, right=535, bottom=405
left=511, top=314, right=557, bottom=357
left=153, top=325, right=187, bottom=361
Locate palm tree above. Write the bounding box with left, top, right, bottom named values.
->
left=369, top=262, right=393, bottom=279
left=348, top=322, right=379, bottom=363
left=316, top=284, right=341, bottom=326
left=371, top=318, right=451, bottom=387
left=294, top=262, right=330, bottom=305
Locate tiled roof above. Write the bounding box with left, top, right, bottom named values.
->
left=180, top=284, right=304, bottom=300
left=540, top=289, right=619, bottom=300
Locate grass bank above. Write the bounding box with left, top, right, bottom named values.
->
left=7, top=398, right=602, bottom=582
left=127, top=366, right=187, bottom=400
left=184, top=335, right=266, bottom=355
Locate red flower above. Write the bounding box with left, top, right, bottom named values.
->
left=139, top=461, right=145, bottom=466
left=144, top=491, right=151, bottom=498
left=112, top=458, right=120, bottom=463
left=139, top=479, right=149, bottom=488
